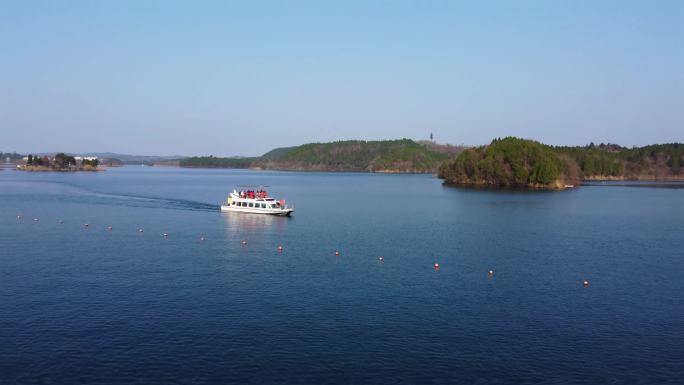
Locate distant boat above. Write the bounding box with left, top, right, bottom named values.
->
left=220, top=187, right=293, bottom=216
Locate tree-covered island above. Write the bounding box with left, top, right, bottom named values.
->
left=438, top=137, right=683, bottom=189
left=17, top=153, right=101, bottom=172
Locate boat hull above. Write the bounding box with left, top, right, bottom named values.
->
left=220, top=205, right=293, bottom=216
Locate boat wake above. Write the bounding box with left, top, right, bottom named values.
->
left=2, top=179, right=219, bottom=212
left=102, top=192, right=219, bottom=212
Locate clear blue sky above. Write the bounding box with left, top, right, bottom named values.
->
left=1, top=1, right=682, bottom=156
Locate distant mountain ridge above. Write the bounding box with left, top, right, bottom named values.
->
left=180, top=139, right=464, bottom=173
left=76, top=152, right=186, bottom=164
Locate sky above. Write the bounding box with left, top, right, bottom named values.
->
left=1, top=0, right=682, bottom=156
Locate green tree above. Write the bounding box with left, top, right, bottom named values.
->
left=531, top=159, right=559, bottom=184
left=54, top=153, right=77, bottom=168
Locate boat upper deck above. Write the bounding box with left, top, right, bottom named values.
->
left=233, top=189, right=273, bottom=200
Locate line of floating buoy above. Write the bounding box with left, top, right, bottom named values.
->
left=9, top=217, right=599, bottom=289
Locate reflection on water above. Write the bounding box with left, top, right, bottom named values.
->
left=221, top=211, right=290, bottom=237
left=584, top=182, right=684, bottom=189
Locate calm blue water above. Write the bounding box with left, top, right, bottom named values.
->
left=1, top=166, right=682, bottom=384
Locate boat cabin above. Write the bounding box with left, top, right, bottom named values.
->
left=221, top=187, right=293, bottom=216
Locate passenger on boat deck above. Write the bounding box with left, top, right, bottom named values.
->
left=238, top=189, right=267, bottom=199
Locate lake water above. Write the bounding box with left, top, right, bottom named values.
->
left=1, top=166, right=682, bottom=384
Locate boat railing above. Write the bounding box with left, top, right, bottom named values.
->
left=233, top=194, right=271, bottom=200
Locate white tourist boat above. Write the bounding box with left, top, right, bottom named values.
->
left=220, top=187, right=294, bottom=216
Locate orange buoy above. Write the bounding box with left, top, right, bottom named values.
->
left=277, top=245, right=283, bottom=252
left=488, top=269, right=494, bottom=277
left=434, top=263, right=440, bottom=269
left=334, top=250, right=340, bottom=256
left=583, top=280, right=590, bottom=287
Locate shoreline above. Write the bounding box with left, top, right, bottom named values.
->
left=180, top=165, right=437, bottom=174
left=16, top=165, right=104, bottom=172
left=441, top=181, right=574, bottom=191
left=581, top=175, right=684, bottom=182
left=443, top=176, right=684, bottom=191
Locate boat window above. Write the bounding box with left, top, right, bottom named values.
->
left=261, top=203, right=266, bottom=208
left=248, top=202, right=254, bottom=207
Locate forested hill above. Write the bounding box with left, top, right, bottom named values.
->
left=555, top=143, right=683, bottom=180
left=180, top=139, right=461, bottom=173
left=438, top=137, right=579, bottom=189
left=438, top=137, right=683, bottom=189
